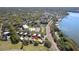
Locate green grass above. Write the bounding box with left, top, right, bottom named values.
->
left=40, top=26, right=46, bottom=35
left=23, top=44, right=48, bottom=51
left=58, top=34, right=78, bottom=50
left=54, top=31, right=78, bottom=51
left=0, top=41, right=48, bottom=51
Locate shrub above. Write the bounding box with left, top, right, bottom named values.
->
left=44, top=40, right=51, bottom=48
left=34, top=41, right=39, bottom=46
left=45, top=38, right=48, bottom=41
left=9, top=23, right=20, bottom=44
left=59, top=37, right=75, bottom=51
left=29, top=40, right=33, bottom=44
left=22, top=40, right=29, bottom=46
left=58, top=32, right=63, bottom=37
left=54, top=26, right=60, bottom=32
left=0, top=38, right=7, bottom=41
left=10, top=35, right=19, bottom=44
left=64, top=44, right=73, bottom=51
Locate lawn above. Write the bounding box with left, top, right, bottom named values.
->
left=40, top=26, right=46, bottom=35
left=0, top=41, right=48, bottom=51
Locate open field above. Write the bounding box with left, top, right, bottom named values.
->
left=0, top=41, right=48, bottom=51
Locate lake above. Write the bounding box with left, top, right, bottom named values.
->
left=59, top=12, right=79, bottom=46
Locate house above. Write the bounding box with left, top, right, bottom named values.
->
left=38, top=34, right=41, bottom=38
left=32, top=33, right=42, bottom=40
left=22, top=24, right=29, bottom=29
left=38, top=38, right=43, bottom=43
left=29, top=27, right=35, bottom=31
left=24, top=37, right=29, bottom=40
left=26, top=32, right=32, bottom=37
left=32, top=33, right=43, bottom=43
left=32, top=34, right=37, bottom=39
left=2, top=31, right=10, bottom=41
left=20, top=36, right=24, bottom=40
left=2, top=23, right=9, bottom=32
left=23, top=32, right=28, bottom=36
left=40, top=15, right=48, bottom=24
left=19, top=32, right=23, bottom=36
left=35, top=27, right=40, bottom=32
left=3, top=32, right=10, bottom=35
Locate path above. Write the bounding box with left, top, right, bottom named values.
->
left=46, top=20, right=59, bottom=51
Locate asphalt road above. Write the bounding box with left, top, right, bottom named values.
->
left=46, top=20, right=59, bottom=51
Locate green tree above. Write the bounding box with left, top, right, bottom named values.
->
left=44, top=40, right=51, bottom=48
left=9, top=23, right=20, bottom=44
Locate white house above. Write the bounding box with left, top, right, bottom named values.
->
left=29, top=28, right=35, bottom=31
left=23, top=24, right=29, bottom=29
left=2, top=31, right=10, bottom=40
left=3, top=32, right=10, bottom=35
left=35, top=27, right=40, bottom=32
left=20, top=36, right=24, bottom=40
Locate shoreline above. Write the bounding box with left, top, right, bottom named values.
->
left=55, top=12, right=70, bottom=30
left=56, top=12, right=79, bottom=44
left=49, top=12, right=78, bottom=51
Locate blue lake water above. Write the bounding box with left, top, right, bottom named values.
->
left=59, top=12, right=79, bottom=46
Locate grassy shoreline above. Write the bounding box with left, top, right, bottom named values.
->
left=50, top=15, right=78, bottom=51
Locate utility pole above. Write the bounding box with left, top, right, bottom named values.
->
left=0, top=20, right=3, bottom=38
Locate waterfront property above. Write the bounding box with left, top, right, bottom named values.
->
left=0, top=7, right=79, bottom=51
left=59, top=12, right=79, bottom=46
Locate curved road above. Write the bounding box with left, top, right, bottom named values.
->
left=46, top=20, right=59, bottom=51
